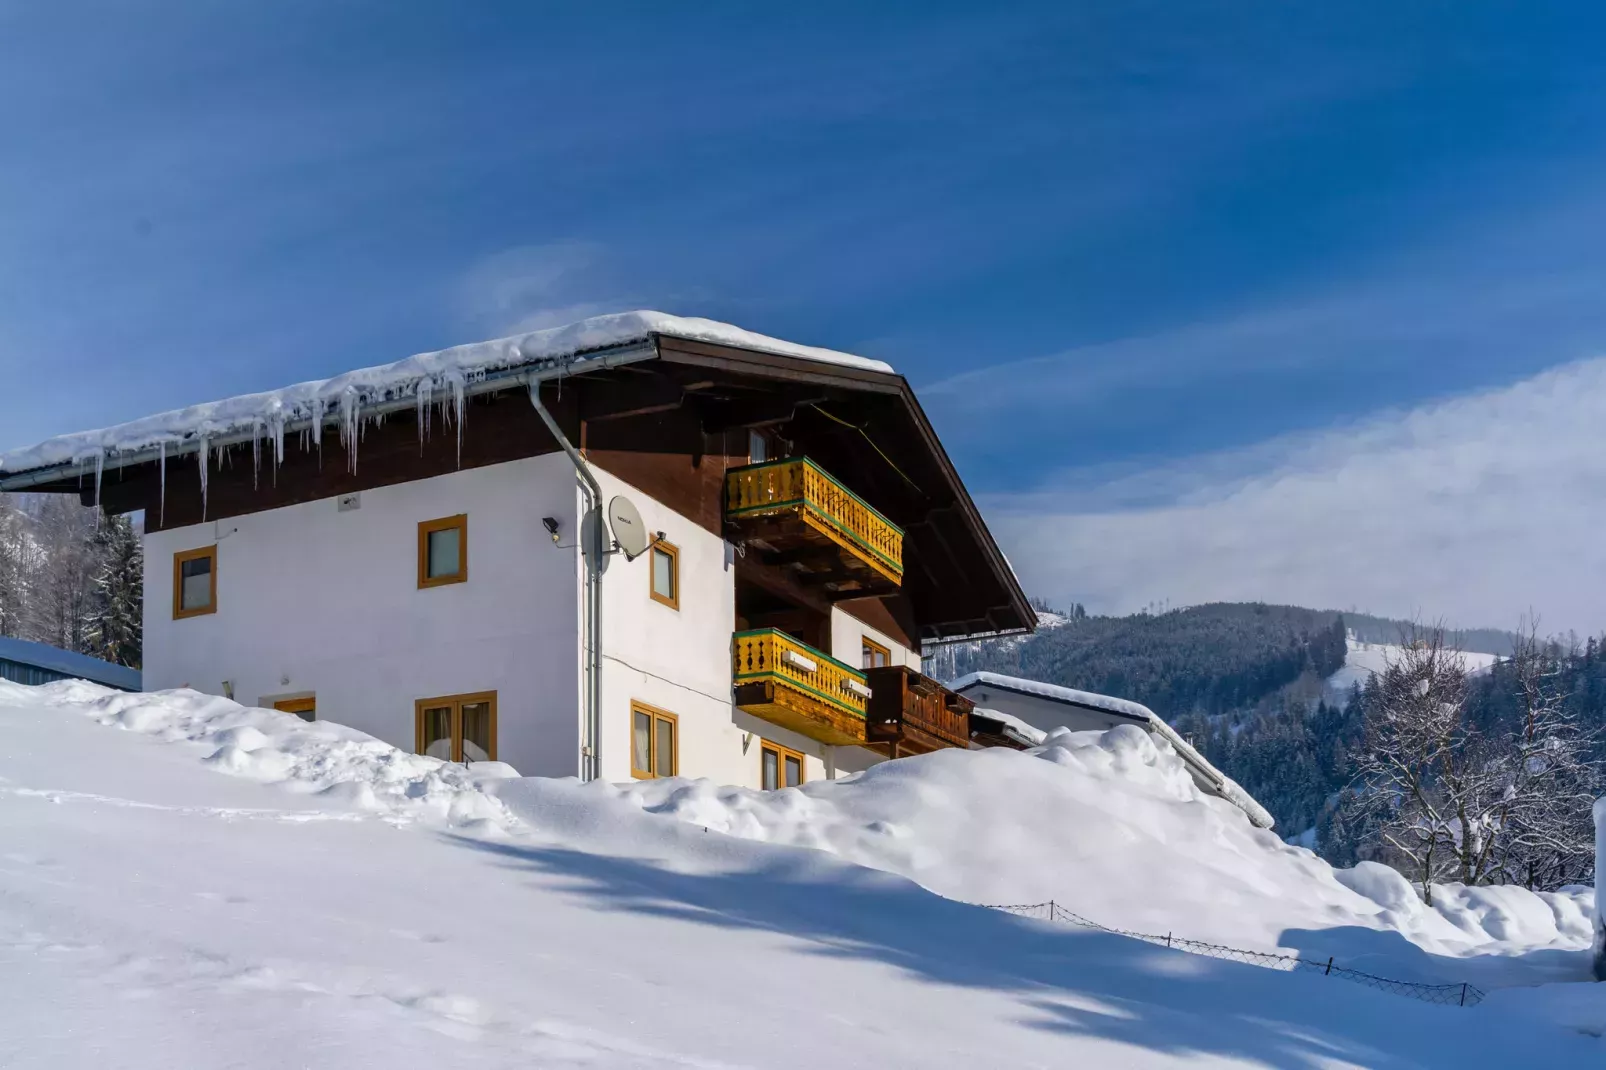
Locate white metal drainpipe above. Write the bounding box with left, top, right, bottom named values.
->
left=529, top=380, right=606, bottom=783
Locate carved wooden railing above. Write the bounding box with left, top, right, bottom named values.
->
left=732, top=628, right=869, bottom=721
left=725, top=458, right=904, bottom=585
left=866, top=666, right=973, bottom=751
left=904, top=685, right=971, bottom=747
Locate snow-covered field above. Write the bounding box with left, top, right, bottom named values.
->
left=1, top=680, right=1600, bottom=1067
left=1328, top=638, right=1500, bottom=697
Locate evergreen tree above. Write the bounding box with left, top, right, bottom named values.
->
left=83, top=514, right=143, bottom=668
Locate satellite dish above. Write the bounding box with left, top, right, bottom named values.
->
left=607, top=496, right=651, bottom=559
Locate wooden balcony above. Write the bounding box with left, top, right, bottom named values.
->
left=725, top=458, right=903, bottom=595
left=864, top=666, right=975, bottom=757
left=732, top=628, right=869, bottom=746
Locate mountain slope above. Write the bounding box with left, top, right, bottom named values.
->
left=1, top=680, right=1600, bottom=1067
left=927, top=603, right=1541, bottom=850
left=930, top=602, right=1349, bottom=717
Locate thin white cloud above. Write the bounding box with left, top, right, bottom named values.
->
left=985, top=358, right=1606, bottom=634
left=456, top=241, right=620, bottom=336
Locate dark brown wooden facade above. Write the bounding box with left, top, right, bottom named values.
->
left=864, top=665, right=976, bottom=757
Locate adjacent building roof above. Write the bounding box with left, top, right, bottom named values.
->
left=950, top=671, right=1155, bottom=723
left=0, top=636, right=141, bottom=691
left=951, top=671, right=1275, bottom=829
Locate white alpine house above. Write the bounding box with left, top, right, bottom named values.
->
left=0, top=312, right=1037, bottom=791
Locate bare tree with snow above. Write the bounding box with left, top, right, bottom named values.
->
left=1354, top=622, right=1604, bottom=902
left=0, top=497, right=41, bottom=638
left=1351, top=625, right=1490, bottom=902
left=1493, top=621, right=1603, bottom=890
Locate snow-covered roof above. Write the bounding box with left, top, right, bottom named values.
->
left=968, top=707, right=1047, bottom=748
left=0, top=636, right=141, bottom=691
left=951, top=670, right=1275, bottom=829
left=0, top=311, right=894, bottom=479
left=950, top=671, right=1155, bottom=723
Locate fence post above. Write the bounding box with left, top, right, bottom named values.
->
left=1049, top=899, right=1055, bottom=921
left=1460, top=983, right=1467, bottom=1007
left=1325, top=956, right=1333, bottom=976
left=1166, top=932, right=1172, bottom=948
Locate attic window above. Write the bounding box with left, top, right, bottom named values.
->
left=173, top=546, right=217, bottom=619
left=862, top=636, right=891, bottom=669
left=418, top=514, right=467, bottom=588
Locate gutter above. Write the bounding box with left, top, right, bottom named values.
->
left=923, top=625, right=1035, bottom=646
left=529, top=382, right=604, bottom=783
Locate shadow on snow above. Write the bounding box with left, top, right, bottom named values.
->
left=443, top=833, right=1572, bottom=1068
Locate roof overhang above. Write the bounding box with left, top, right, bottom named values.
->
left=4, top=323, right=1036, bottom=642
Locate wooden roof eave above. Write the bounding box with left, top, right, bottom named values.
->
left=653, top=333, right=1036, bottom=639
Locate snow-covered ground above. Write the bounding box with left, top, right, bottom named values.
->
left=1, top=680, right=1601, bottom=1067
left=1328, top=638, right=1500, bottom=699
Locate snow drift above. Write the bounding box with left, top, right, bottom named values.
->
left=554, top=722, right=1594, bottom=979
left=12, top=678, right=1589, bottom=980
left=2, top=679, right=1603, bottom=1066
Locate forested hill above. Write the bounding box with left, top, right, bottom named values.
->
left=930, top=603, right=1350, bottom=718
left=928, top=602, right=1552, bottom=862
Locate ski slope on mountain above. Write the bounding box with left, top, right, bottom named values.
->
left=0, top=680, right=1600, bottom=1068
left=1328, top=638, right=1500, bottom=697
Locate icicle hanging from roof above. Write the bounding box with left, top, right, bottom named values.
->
left=449, top=372, right=466, bottom=467
left=415, top=376, right=434, bottom=452
left=158, top=441, right=167, bottom=527
left=308, top=399, right=323, bottom=452
left=198, top=435, right=210, bottom=521
left=269, top=413, right=285, bottom=467
left=337, top=387, right=361, bottom=474
left=251, top=419, right=263, bottom=491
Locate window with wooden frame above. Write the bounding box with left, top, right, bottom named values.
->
left=172, top=545, right=218, bottom=619
left=648, top=540, right=679, bottom=610
left=761, top=741, right=805, bottom=790
left=630, top=702, right=678, bottom=779
left=415, top=691, right=497, bottom=763
left=272, top=695, right=316, bottom=722
left=417, top=514, right=468, bottom=588
left=862, top=635, right=892, bottom=670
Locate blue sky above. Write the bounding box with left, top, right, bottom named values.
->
left=5, top=4, right=1606, bottom=629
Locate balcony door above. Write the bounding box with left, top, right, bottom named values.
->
left=415, top=691, right=497, bottom=763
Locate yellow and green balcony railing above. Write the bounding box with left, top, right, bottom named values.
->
left=732, top=628, right=869, bottom=744
left=725, top=457, right=904, bottom=587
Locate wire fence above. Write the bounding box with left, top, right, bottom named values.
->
left=983, top=900, right=1486, bottom=1008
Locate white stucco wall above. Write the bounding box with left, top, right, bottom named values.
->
left=142, top=452, right=908, bottom=791
left=829, top=606, right=920, bottom=671
left=590, top=465, right=744, bottom=784
left=589, top=467, right=895, bottom=788
left=142, top=455, right=583, bottom=778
